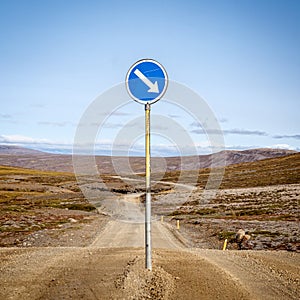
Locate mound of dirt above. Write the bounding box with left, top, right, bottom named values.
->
left=115, top=256, right=175, bottom=299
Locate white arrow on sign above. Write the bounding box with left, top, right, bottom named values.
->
left=134, top=69, right=159, bottom=93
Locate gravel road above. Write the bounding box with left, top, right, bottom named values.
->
left=0, top=197, right=299, bottom=299
left=90, top=219, right=184, bottom=249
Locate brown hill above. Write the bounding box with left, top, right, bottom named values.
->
left=164, top=148, right=297, bottom=171
left=0, top=145, right=45, bottom=155
left=158, top=152, right=300, bottom=189
left=0, top=145, right=296, bottom=174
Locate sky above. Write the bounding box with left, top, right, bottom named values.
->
left=1, top=0, right=299, bottom=156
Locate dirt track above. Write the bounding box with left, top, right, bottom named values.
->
left=0, top=214, right=299, bottom=300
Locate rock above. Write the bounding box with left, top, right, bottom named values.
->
left=236, top=229, right=251, bottom=250
left=244, top=234, right=251, bottom=241
left=68, top=218, right=77, bottom=223
left=235, top=229, right=245, bottom=242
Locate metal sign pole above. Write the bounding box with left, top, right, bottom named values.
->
left=126, top=58, right=168, bottom=271
left=145, top=102, right=152, bottom=271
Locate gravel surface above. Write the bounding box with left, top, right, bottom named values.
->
left=0, top=215, right=299, bottom=300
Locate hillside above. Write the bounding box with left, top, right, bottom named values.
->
left=0, top=165, right=96, bottom=247
left=153, top=153, right=300, bottom=252
left=0, top=158, right=299, bottom=299
left=0, top=146, right=46, bottom=155
left=1, top=152, right=299, bottom=250
left=156, top=152, right=300, bottom=189
left=0, top=145, right=296, bottom=174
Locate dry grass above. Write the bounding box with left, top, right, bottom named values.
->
left=1, top=153, right=299, bottom=250
left=155, top=153, right=300, bottom=189
left=0, top=165, right=96, bottom=246
left=153, top=154, right=300, bottom=251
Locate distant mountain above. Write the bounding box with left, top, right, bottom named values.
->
left=0, top=146, right=74, bottom=172
left=169, top=151, right=300, bottom=189
left=219, top=151, right=300, bottom=188
left=157, top=148, right=297, bottom=173
left=0, top=145, right=45, bottom=155
left=0, top=145, right=297, bottom=174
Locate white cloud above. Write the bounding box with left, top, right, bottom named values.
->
left=2, top=134, right=298, bottom=157
left=267, top=144, right=296, bottom=150
left=0, top=134, right=51, bottom=144
left=0, top=135, right=73, bottom=152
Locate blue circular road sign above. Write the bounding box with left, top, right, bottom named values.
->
left=126, top=59, right=168, bottom=104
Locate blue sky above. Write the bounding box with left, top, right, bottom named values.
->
left=1, top=0, right=299, bottom=156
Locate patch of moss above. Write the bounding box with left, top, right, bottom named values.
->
left=46, top=201, right=96, bottom=212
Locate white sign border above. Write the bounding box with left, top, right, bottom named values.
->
left=125, top=58, right=168, bottom=105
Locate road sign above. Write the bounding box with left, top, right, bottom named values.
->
left=126, top=59, right=168, bottom=104
left=126, top=58, right=168, bottom=271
